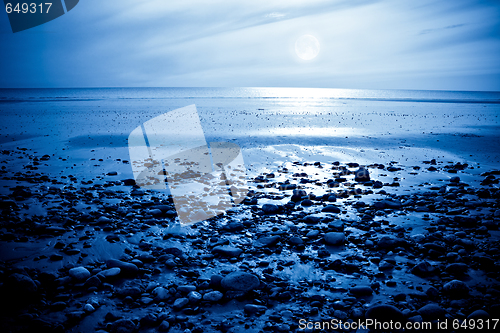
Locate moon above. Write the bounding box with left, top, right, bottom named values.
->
left=295, top=35, right=320, bottom=60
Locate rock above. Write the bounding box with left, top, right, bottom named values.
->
left=445, top=263, right=469, bottom=276
left=365, top=304, right=405, bottom=322
left=377, top=236, right=401, bottom=249
left=221, top=271, right=260, bottom=292
left=7, top=273, right=38, bottom=294
left=152, top=287, right=170, bottom=301
left=443, top=280, right=469, bottom=299
left=106, top=259, right=138, bottom=276
left=140, top=313, right=158, bottom=327
left=84, top=276, right=102, bottom=288
left=158, top=320, right=170, bottom=331
left=411, top=261, right=437, bottom=277
left=450, top=176, right=460, bottom=183
left=301, top=199, right=313, bottom=207
left=262, top=204, right=280, bottom=214
left=244, top=304, right=267, bottom=314
left=110, top=319, right=136, bottom=333
left=322, top=205, right=341, bottom=213
left=212, top=245, right=243, bottom=258
left=97, top=267, right=121, bottom=279
left=354, top=167, right=370, bottom=182
left=117, top=286, right=142, bottom=299
left=378, top=260, right=394, bottom=270
left=349, top=286, right=373, bottom=296
left=84, top=304, right=96, bottom=312
left=69, top=267, right=91, bottom=281
left=255, top=236, right=280, bottom=247
left=187, top=291, right=202, bottom=303
left=173, top=298, right=189, bottom=310
left=372, top=200, right=402, bottom=210
left=324, top=232, right=345, bottom=246
left=418, top=303, right=446, bottom=321
left=203, top=291, right=224, bottom=302
left=426, top=286, right=439, bottom=299
left=467, top=309, right=490, bottom=319
left=291, top=189, right=307, bottom=202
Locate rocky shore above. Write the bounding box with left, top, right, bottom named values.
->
left=1, top=146, right=499, bottom=332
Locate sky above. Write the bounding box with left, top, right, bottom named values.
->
left=0, top=0, right=499, bottom=91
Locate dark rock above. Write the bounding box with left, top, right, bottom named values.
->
left=110, top=319, right=136, bottom=333
left=212, top=245, right=243, bottom=257
left=69, top=267, right=91, bottom=281
left=411, top=261, right=437, bottom=277
left=365, top=304, right=405, bottom=322
left=354, top=167, right=370, bottom=182
left=255, top=236, right=280, bottom=247
left=262, top=204, right=280, bottom=214
left=443, top=280, right=469, bottom=299
left=221, top=271, right=260, bottom=292
left=349, top=286, right=373, bottom=296
left=203, top=291, right=224, bottom=302
left=418, top=303, right=446, bottom=321
left=322, top=205, right=341, bottom=213
left=324, top=232, right=345, bottom=246
left=467, top=309, right=490, bottom=319
left=7, top=273, right=38, bottom=294
left=106, top=259, right=138, bottom=276
left=445, top=263, right=469, bottom=276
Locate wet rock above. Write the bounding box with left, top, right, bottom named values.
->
left=255, top=236, right=280, bottom=247
left=140, top=313, right=158, bottom=327
left=354, top=167, right=370, bottom=182
left=378, top=260, right=394, bottom=270
left=109, top=319, right=136, bottom=333
left=203, top=291, right=224, bottom=302
left=152, top=287, right=170, bottom=301
left=349, top=286, right=373, bottom=296
left=467, top=309, right=490, bottom=319
left=445, top=263, right=468, bottom=276
left=221, top=271, right=260, bottom=292
left=411, top=261, right=437, bottom=277
left=365, top=304, right=405, bottom=322
left=418, top=303, right=446, bottom=321
left=84, top=304, right=95, bottom=312
left=244, top=304, right=267, bottom=314
left=324, top=232, right=345, bottom=246
left=212, top=245, right=243, bottom=258
left=158, top=320, right=170, bottom=331
left=443, top=280, right=469, bottom=299
left=84, top=276, right=101, bottom=288
left=291, top=189, right=307, bottom=202
left=69, top=267, right=91, bottom=281
left=173, top=298, right=189, bottom=310
left=187, top=291, right=202, bottom=303
left=322, top=205, right=341, bottom=213
left=97, top=267, right=121, bottom=279
left=117, top=286, right=142, bottom=299
left=106, top=259, right=138, bottom=276
left=377, top=236, right=403, bottom=249
left=262, top=204, right=280, bottom=214
left=7, top=273, right=38, bottom=294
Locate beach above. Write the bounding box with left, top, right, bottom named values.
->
left=0, top=87, right=499, bottom=332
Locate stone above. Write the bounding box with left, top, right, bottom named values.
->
left=244, top=304, right=267, bottom=314
left=365, top=304, right=405, bottom=322
left=443, top=280, right=469, bottom=299
left=418, top=303, right=446, bottom=321
left=212, top=245, right=243, bottom=258
left=69, top=267, right=91, bottom=281
left=117, top=286, right=142, bottom=299
left=173, top=298, right=189, bottom=310
left=158, top=320, right=170, bottom=331
left=110, top=319, right=136, bottom=333
left=262, top=204, right=280, bottom=214
left=322, top=205, right=341, bottom=213
left=467, top=309, right=490, bottom=319
left=411, top=261, right=437, bottom=277
left=152, top=287, right=170, bottom=301
left=84, top=304, right=95, bottom=312
left=187, top=291, right=202, bottom=303
left=354, top=167, right=370, bottom=182
left=445, top=263, right=469, bottom=276
left=7, top=273, right=38, bottom=294
left=255, top=236, right=280, bottom=247
left=324, top=232, right=345, bottom=246
left=106, top=259, right=138, bottom=276
left=203, top=291, right=224, bottom=302
left=84, top=276, right=102, bottom=288
left=349, top=286, right=373, bottom=296
left=97, top=267, right=121, bottom=279
left=221, top=271, right=260, bottom=292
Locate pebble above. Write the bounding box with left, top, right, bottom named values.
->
left=173, top=298, right=189, bottom=310
left=212, top=245, right=243, bottom=257
left=203, top=291, right=224, bottom=302
left=324, top=232, right=345, bottom=246
left=443, top=280, right=469, bottom=299
left=106, top=259, right=138, bottom=276
left=418, top=303, right=446, bottom=321
left=69, top=267, right=91, bottom=281
left=221, top=271, right=260, bottom=292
